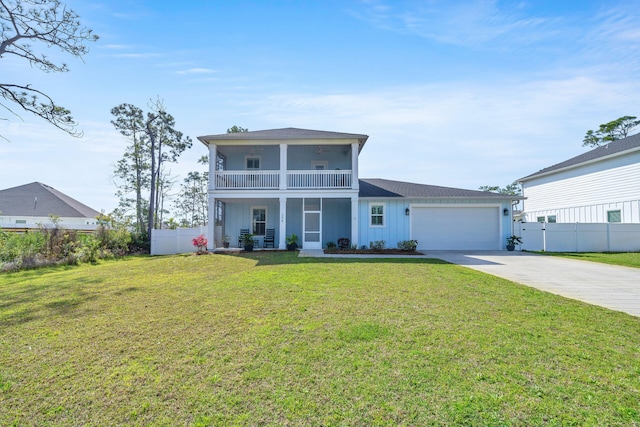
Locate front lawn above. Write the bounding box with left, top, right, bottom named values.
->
left=1, top=252, right=639, bottom=426
left=535, top=251, right=640, bottom=268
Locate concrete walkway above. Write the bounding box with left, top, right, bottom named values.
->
left=426, top=251, right=640, bottom=317
left=300, top=249, right=640, bottom=317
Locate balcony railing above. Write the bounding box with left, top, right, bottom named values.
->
left=214, top=170, right=352, bottom=190
left=287, top=170, right=352, bottom=189
left=215, top=170, right=280, bottom=189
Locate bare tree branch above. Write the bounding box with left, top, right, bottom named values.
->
left=0, top=0, right=98, bottom=138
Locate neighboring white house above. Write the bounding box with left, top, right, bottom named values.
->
left=519, top=132, right=640, bottom=223
left=0, top=182, right=100, bottom=231
left=198, top=128, right=522, bottom=251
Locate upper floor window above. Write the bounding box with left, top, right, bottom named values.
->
left=15, top=219, right=26, bottom=224
left=536, top=216, right=545, bottom=223
left=607, top=210, right=621, bottom=223
left=547, top=215, right=556, bottom=223
left=311, top=160, right=328, bottom=170
left=370, top=203, right=385, bottom=227
left=246, top=156, right=260, bottom=170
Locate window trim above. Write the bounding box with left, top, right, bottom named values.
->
left=607, top=209, right=622, bottom=223
left=369, top=202, right=385, bottom=228
left=251, top=206, right=267, bottom=236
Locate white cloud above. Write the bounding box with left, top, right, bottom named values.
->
left=176, top=68, right=217, bottom=75
left=352, top=0, right=560, bottom=48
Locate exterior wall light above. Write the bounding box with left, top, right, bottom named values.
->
left=503, top=208, right=509, bottom=216
left=405, top=207, right=410, bottom=216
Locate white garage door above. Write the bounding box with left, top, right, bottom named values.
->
left=411, top=206, right=500, bottom=250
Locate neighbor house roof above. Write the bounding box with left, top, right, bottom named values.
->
left=0, top=182, right=101, bottom=218
left=198, top=127, right=369, bottom=151
left=520, top=132, right=640, bottom=182
left=359, top=179, right=523, bottom=199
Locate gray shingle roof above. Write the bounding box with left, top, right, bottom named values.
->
left=198, top=127, right=369, bottom=151
left=520, top=132, right=640, bottom=181
left=359, top=179, right=522, bottom=199
left=0, top=182, right=101, bottom=218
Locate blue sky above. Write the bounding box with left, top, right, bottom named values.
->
left=2, top=0, right=639, bottom=214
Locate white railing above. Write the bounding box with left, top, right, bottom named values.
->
left=215, top=170, right=280, bottom=189
left=287, top=170, right=352, bottom=189
left=214, top=170, right=353, bottom=190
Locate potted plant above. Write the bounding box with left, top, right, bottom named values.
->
left=242, top=233, right=255, bottom=252
left=506, top=235, right=522, bottom=251
left=222, top=235, right=230, bottom=248
left=285, top=234, right=298, bottom=251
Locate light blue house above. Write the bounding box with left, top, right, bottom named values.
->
left=198, top=128, right=520, bottom=251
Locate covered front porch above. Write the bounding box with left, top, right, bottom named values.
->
left=209, top=196, right=358, bottom=250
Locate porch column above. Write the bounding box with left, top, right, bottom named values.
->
left=279, top=196, right=287, bottom=249
left=207, top=194, right=216, bottom=250
left=209, top=143, right=217, bottom=190
left=351, top=195, right=358, bottom=247
left=279, top=143, right=287, bottom=190
left=351, top=142, right=359, bottom=190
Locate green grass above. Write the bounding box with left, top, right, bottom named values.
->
left=1, top=252, right=639, bottom=426
left=534, top=251, right=640, bottom=268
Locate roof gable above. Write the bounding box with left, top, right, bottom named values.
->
left=359, top=179, right=522, bottom=199
left=520, top=132, right=640, bottom=181
left=0, top=182, right=101, bottom=218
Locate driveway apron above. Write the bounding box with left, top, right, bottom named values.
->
left=427, top=251, right=640, bottom=317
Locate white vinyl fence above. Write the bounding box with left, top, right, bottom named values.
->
left=151, top=227, right=206, bottom=255
left=516, top=222, right=640, bottom=252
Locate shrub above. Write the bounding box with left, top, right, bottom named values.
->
left=397, top=240, right=418, bottom=252
left=369, top=240, right=385, bottom=251
left=326, top=241, right=337, bottom=249
left=337, top=237, right=350, bottom=250
left=192, top=234, right=208, bottom=253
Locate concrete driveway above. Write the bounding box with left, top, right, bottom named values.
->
left=428, top=251, right=640, bottom=317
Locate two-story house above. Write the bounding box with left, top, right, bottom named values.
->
left=198, top=128, right=521, bottom=251
left=519, top=132, right=640, bottom=224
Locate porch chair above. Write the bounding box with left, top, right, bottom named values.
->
left=263, top=228, right=275, bottom=248
left=238, top=228, right=250, bottom=247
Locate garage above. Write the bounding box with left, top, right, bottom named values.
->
left=411, top=205, right=501, bottom=250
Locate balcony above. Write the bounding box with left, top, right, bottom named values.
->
left=214, top=170, right=353, bottom=190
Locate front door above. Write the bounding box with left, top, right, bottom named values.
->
left=303, top=198, right=322, bottom=249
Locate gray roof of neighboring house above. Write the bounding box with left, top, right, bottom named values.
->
left=359, top=179, right=523, bottom=199
left=520, top=132, right=640, bottom=182
left=198, top=127, right=369, bottom=151
left=0, top=182, right=101, bottom=218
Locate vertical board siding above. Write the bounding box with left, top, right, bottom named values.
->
left=524, top=199, right=640, bottom=224
left=322, top=198, right=351, bottom=246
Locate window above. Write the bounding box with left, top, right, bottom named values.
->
left=15, top=219, right=26, bottom=224
left=547, top=215, right=556, bottom=223
left=246, top=157, right=260, bottom=170
left=607, top=210, right=621, bottom=223
left=537, top=216, right=545, bottom=223
left=311, top=160, right=328, bottom=170
left=252, top=207, right=266, bottom=236
left=370, top=203, right=385, bottom=227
